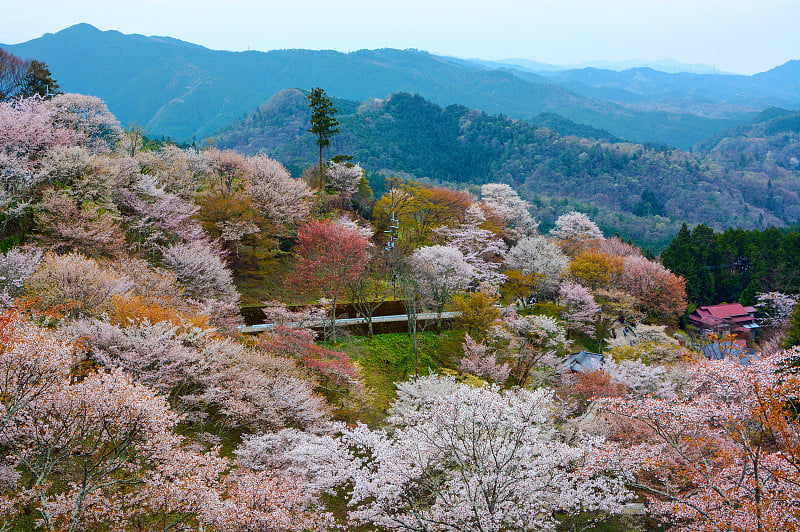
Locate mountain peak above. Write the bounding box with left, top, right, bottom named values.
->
left=58, top=23, right=103, bottom=35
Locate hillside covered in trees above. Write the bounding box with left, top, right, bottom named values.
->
left=8, top=24, right=800, bottom=147
left=3, top=40, right=800, bottom=531
left=3, top=85, right=799, bottom=531
left=215, top=89, right=800, bottom=250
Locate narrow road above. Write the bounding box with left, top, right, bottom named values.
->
left=240, top=311, right=461, bottom=333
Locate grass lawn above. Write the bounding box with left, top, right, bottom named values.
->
left=326, top=330, right=465, bottom=414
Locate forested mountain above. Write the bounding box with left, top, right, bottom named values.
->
left=214, top=90, right=800, bottom=250
left=7, top=24, right=797, bottom=147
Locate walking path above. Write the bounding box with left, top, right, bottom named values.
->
left=240, top=311, right=461, bottom=333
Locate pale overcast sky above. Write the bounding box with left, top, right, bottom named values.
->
left=1, top=0, right=798, bottom=74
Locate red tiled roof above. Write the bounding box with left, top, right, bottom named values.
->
left=689, top=315, right=720, bottom=326
left=697, top=303, right=754, bottom=319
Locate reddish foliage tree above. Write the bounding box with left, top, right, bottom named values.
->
left=568, top=369, right=627, bottom=402
left=259, top=326, right=362, bottom=393
left=285, top=219, right=369, bottom=339
left=0, top=49, right=30, bottom=101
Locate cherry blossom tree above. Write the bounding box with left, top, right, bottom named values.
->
left=72, top=319, right=330, bottom=432
left=234, top=428, right=350, bottom=498
left=434, top=219, right=508, bottom=285
left=602, top=349, right=800, bottom=532
left=560, top=281, right=600, bottom=335
left=479, top=183, right=538, bottom=241
left=25, top=251, right=132, bottom=317
left=191, top=341, right=332, bottom=432
left=136, top=144, right=208, bottom=199
left=35, top=145, right=98, bottom=189
left=285, top=219, right=370, bottom=340
left=458, top=332, right=511, bottom=382
left=601, top=358, right=678, bottom=399
left=504, top=235, right=569, bottom=297
left=755, top=291, right=798, bottom=327
left=161, top=239, right=240, bottom=306
left=118, top=180, right=204, bottom=255
left=0, top=310, right=74, bottom=435
left=325, top=161, right=363, bottom=194
left=0, top=247, right=41, bottom=307
left=68, top=318, right=207, bottom=397
left=0, top=312, right=327, bottom=531
left=48, top=93, right=122, bottom=152
left=501, top=312, right=568, bottom=384
left=199, top=468, right=333, bottom=531
left=550, top=211, right=603, bottom=254
left=620, top=255, right=687, bottom=323
left=337, top=377, right=630, bottom=531
left=408, top=245, right=475, bottom=329
left=244, top=154, right=313, bottom=231
left=593, top=236, right=642, bottom=257
left=10, top=369, right=183, bottom=532
left=0, top=96, right=74, bottom=158
left=35, top=189, right=126, bottom=257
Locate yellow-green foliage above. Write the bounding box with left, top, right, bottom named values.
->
left=439, top=368, right=488, bottom=388
left=449, top=291, right=501, bottom=340
left=606, top=324, right=685, bottom=363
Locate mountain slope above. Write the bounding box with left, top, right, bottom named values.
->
left=1, top=24, right=759, bottom=147
left=215, top=90, right=800, bottom=249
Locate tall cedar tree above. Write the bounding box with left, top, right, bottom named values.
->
left=307, top=87, right=339, bottom=187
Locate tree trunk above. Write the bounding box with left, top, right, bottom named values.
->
left=329, top=295, right=338, bottom=342
left=318, top=145, right=324, bottom=189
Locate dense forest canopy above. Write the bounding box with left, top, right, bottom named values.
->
left=215, top=90, right=800, bottom=252
left=661, top=223, right=800, bottom=306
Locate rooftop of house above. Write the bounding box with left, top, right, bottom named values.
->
left=701, top=341, right=756, bottom=365
left=563, top=350, right=604, bottom=374
left=691, top=303, right=757, bottom=321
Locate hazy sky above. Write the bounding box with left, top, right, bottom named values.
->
left=2, top=0, right=798, bottom=74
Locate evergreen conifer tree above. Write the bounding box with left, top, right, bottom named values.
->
left=307, top=87, right=339, bottom=188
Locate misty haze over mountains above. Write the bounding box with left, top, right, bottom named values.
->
left=463, top=57, right=733, bottom=75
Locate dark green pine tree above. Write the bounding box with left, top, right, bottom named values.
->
left=307, top=87, right=339, bottom=187
left=20, top=60, right=60, bottom=99
left=661, top=223, right=693, bottom=282
left=782, top=302, right=800, bottom=350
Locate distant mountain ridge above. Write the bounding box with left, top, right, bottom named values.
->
left=4, top=24, right=797, bottom=147
left=470, top=57, right=731, bottom=75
